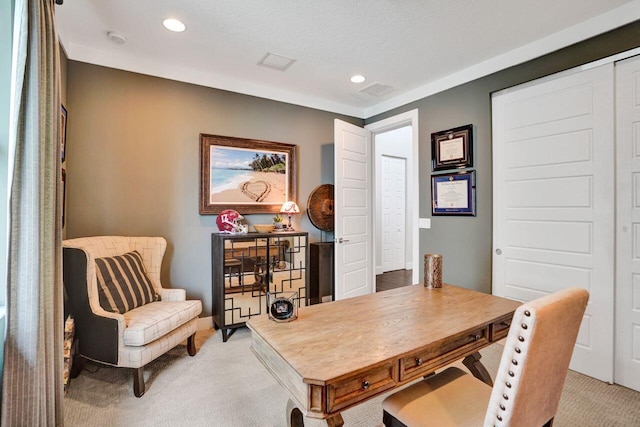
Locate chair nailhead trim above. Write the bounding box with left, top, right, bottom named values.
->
left=515, top=347, right=521, bottom=353
left=524, top=310, right=531, bottom=316
left=497, top=415, right=503, bottom=421
left=502, top=393, right=509, bottom=400
left=512, top=359, right=518, bottom=365
left=500, top=404, right=506, bottom=410
left=521, top=323, right=528, bottom=329
left=506, top=381, right=511, bottom=388
left=509, top=370, right=514, bottom=377
left=518, top=336, right=525, bottom=342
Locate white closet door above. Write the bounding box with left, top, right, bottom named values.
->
left=492, top=63, right=615, bottom=382
left=382, top=155, right=406, bottom=272
left=615, top=54, right=640, bottom=392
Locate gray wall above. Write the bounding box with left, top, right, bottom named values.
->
left=366, top=21, right=640, bottom=293
left=65, top=62, right=361, bottom=315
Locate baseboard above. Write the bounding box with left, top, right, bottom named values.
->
left=198, top=316, right=214, bottom=331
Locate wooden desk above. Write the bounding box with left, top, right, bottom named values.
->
left=247, top=284, right=521, bottom=426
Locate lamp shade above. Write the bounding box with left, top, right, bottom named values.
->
left=280, top=201, right=300, bottom=214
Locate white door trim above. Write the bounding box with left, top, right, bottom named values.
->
left=366, top=109, right=420, bottom=285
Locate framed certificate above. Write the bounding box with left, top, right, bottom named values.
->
left=431, top=124, right=473, bottom=171
left=431, top=171, right=476, bottom=216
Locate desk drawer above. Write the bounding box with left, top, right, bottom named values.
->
left=327, top=362, right=397, bottom=413
left=400, top=327, right=488, bottom=381
left=490, top=314, right=513, bottom=341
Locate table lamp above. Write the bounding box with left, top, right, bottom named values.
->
left=280, top=201, right=300, bottom=230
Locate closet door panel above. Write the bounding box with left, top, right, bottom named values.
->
left=492, top=63, right=615, bottom=383
left=615, top=54, right=640, bottom=392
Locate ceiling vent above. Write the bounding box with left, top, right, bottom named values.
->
left=258, top=52, right=296, bottom=71
left=359, top=83, right=395, bottom=97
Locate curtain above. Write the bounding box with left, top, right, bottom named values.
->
left=2, top=0, right=64, bottom=425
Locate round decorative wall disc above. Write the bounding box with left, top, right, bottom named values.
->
left=306, top=184, right=334, bottom=231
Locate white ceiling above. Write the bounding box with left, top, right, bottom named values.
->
left=55, top=0, right=640, bottom=119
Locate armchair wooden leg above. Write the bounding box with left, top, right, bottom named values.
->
left=133, top=367, right=145, bottom=398
left=187, top=333, right=197, bottom=356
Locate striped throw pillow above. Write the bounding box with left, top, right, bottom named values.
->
left=95, top=250, right=159, bottom=314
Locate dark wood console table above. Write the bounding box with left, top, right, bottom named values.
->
left=211, top=231, right=308, bottom=342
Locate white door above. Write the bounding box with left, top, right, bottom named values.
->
left=492, top=63, right=615, bottom=382
left=334, top=119, right=374, bottom=300
left=382, top=155, right=406, bottom=272
left=615, top=54, right=640, bottom=392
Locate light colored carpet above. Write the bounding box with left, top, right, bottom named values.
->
left=64, top=327, right=640, bottom=427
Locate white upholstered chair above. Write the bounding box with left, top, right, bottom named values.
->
left=382, top=287, right=589, bottom=427
left=62, top=236, right=202, bottom=397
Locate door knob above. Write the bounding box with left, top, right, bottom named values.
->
left=495, top=249, right=502, bottom=255
left=338, top=237, right=350, bottom=244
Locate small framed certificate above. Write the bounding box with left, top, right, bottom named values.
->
left=431, top=124, right=473, bottom=171
left=431, top=171, right=476, bottom=216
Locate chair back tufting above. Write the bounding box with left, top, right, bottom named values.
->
left=484, top=287, right=589, bottom=426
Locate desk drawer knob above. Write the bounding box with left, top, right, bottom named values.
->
left=415, top=358, right=423, bottom=366
left=361, top=380, right=370, bottom=390
left=472, top=334, right=482, bottom=341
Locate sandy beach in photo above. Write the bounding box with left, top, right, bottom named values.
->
left=209, top=171, right=287, bottom=204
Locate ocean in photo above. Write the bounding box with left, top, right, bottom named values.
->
left=210, top=168, right=253, bottom=194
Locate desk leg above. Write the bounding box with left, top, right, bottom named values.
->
left=286, top=399, right=344, bottom=427
left=463, top=351, right=493, bottom=386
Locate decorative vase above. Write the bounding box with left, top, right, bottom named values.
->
left=424, top=254, right=443, bottom=288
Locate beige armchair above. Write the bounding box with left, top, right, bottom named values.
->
left=382, top=287, right=589, bottom=426
left=62, top=236, right=202, bottom=397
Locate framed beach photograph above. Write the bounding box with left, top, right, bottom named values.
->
left=431, top=171, right=476, bottom=216
left=431, top=124, right=473, bottom=171
left=199, top=134, right=297, bottom=214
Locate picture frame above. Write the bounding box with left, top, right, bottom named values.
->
left=199, top=134, right=297, bottom=215
left=60, top=104, right=67, bottom=162
left=431, top=171, right=476, bottom=216
left=431, top=124, right=473, bottom=171
left=62, top=168, right=66, bottom=227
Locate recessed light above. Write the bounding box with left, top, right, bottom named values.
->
left=351, top=75, right=366, bottom=84
left=163, top=18, right=186, bottom=32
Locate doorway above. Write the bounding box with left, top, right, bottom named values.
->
left=366, top=110, right=420, bottom=286
left=375, top=126, right=412, bottom=275
left=333, top=110, right=419, bottom=300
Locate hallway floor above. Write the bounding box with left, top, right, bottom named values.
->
left=376, top=269, right=413, bottom=292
